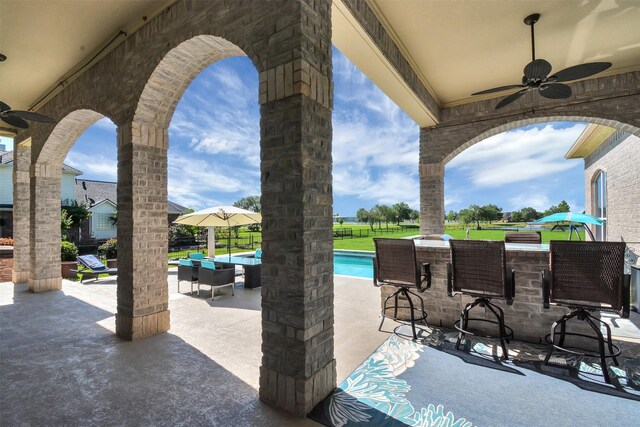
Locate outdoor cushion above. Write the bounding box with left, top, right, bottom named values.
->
left=189, top=253, right=205, bottom=260
left=78, top=255, right=108, bottom=271
left=201, top=261, right=216, bottom=270
left=179, top=259, right=193, bottom=267
left=254, top=249, right=262, bottom=259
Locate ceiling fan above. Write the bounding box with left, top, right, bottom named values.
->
left=471, top=13, right=612, bottom=109
left=0, top=100, right=56, bottom=129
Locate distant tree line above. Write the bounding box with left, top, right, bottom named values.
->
left=355, top=202, right=419, bottom=230
left=446, top=200, right=572, bottom=229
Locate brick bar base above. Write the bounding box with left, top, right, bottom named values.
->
left=12, top=269, right=29, bottom=284
left=260, top=359, right=336, bottom=416
left=116, top=310, right=170, bottom=341
left=28, top=277, right=62, bottom=293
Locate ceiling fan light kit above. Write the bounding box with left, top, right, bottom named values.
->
left=472, top=13, right=612, bottom=109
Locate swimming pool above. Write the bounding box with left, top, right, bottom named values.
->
left=334, top=250, right=374, bottom=278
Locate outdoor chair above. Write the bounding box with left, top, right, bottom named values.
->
left=504, top=231, right=542, bottom=244
left=448, top=240, right=515, bottom=359
left=72, top=255, right=118, bottom=283
left=177, top=259, right=198, bottom=294
left=542, top=241, right=630, bottom=383
left=373, top=238, right=431, bottom=340
left=254, top=249, right=262, bottom=259
left=197, top=261, right=235, bottom=301
left=188, top=252, right=205, bottom=266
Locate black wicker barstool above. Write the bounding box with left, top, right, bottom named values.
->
left=448, top=240, right=515, bottom=359
left=542, top=241, right=630, bottom=384
left=505, top=231, right=541, bottom=244
left=373, top=238, right=431, bottom=340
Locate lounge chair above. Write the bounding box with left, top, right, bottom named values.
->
left=72, top=255, right=118, bottom=283
left=197, top=261, right=235, bottom=301
left=504, top=231, right=541, bottom=244
left=254, top=249, right=262, bottom=259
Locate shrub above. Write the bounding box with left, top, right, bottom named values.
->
left=0, top=237, right=14, bottom=246
left=61, top=241, right=78, bottom=262
left=98, top=239, right=117, bottom=259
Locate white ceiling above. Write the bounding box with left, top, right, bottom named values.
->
left=369, top=0, right=640, bottom=106
left=0, top=0, right=175, bottom=113
left=1, top=0, right=638, bottom=132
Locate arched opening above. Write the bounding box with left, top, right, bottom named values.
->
left=25, top=109, right=117, bottom=293
left=440, top=117, right=640, bottom=244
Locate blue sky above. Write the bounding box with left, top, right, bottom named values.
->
left=3, top=48, right=586, bottom=215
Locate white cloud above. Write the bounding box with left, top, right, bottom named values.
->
left=65, top=152, right=117, bottom=181
left=93, top=117, right=116, bottom=130
left=447, top=124, right=586, bottom=187
left=508, top=192, right=553, bottom=212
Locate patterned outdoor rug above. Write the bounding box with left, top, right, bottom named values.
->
left=309, top=326, right=640, bottom=426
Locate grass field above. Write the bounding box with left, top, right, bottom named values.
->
left=167, top=222, right=585, bottom=258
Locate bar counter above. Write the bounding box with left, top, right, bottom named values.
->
left=381, top=240, right=592, bottom=343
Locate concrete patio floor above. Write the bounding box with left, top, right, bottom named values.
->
left=0, top=272, right=387, bottom=426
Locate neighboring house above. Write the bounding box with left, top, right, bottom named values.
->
left=1, top=150, right=82, bottom=238
left=0, top=150, right=188, bottom=240
left=75, top=178, right=189, bottom=243
left=565, top=126, right=640, bottom=251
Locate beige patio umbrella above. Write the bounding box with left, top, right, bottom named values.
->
left=173, top=206, right=262, bottom=258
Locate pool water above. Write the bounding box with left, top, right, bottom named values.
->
left=334, top=251, right=374, bottom=278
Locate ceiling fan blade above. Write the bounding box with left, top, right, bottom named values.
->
left=495, top=89, right=529, bottom=109
left=548, top=62, right=612, bottom=82
left=471, top=84, right=526, bottom=96
left=9, top=110, right=56, bottom=123
left=539, top=83, right=572, bottom=99
left=0, top=101, right=10, bottom=113
left=1, top=114, right=30, bottom=129
left=524, top=59, right=552, bottom=79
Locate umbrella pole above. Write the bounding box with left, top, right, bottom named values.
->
left=227, top=218, right=232, bottom=258
left=207, top=227, right=215, bottom=258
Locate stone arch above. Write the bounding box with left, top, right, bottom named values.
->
left=134, top=35, right=247, bottom=128
left=443, top=116, right=640, bottom=165
left=35, top=109, right=113, bottom=166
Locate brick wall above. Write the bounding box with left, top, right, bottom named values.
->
left=0, top=250, right=12, bottom=282
left=584, top=133, right=640, bottom=252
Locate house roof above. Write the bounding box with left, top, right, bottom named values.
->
left=75, top=178, right=188, bottom=213
left=1, top=150, right=83, bottom=175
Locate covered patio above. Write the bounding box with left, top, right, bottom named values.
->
left=2, top=0, right=640, bottom=422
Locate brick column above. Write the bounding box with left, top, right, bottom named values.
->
left=28, top=163, right=62, bottom=292
left=419, top=162, right=445, bottom=235
left=258, top=0, right=335, bottom=416
left=12, top=141, right=31, bottom=283
left=115, top=121, right=170, bottom=340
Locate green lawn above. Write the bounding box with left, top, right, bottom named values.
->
left=167, top=222, right=584, bottom=258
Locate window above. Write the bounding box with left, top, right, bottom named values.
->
left=92, top=213, right=114, bottom=230
left=593, top=171, right=607, bottom=241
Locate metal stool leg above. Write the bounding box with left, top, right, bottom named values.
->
left=544, top=319, right=559, bottom=365
left=486, top=302, right=509, bottom=360
left=596, top=314, right=618, bottom=366
left=586, top=316, right=611, bottom=384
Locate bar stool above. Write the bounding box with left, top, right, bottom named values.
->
left=373, top=238, right=431, bottom=340
left=542, top=241, right=630, bottom=383
left=448, top=240, right=515, bottom=359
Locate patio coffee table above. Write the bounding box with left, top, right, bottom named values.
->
left=213, top=255, right=262, bottom=288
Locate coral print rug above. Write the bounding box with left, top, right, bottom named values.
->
left=308, top=326, right=640, bottom=427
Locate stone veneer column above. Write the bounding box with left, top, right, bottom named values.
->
left=28, top=163, right=62, bottom=292
left=258, top=0, right=335, bottom=416
left=115, top=121, right=169, bottom=340
left=12, top=141, right=31, bottom=283
left=419, top=162, right=445, bottom=235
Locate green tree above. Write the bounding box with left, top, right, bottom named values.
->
left=446, top=210, right=457, bottom=222
left=520, top=207, right=542, bottom=222
left=233, top=195, right=261, bottom=212
left=409, top=209, right=420, bottom=221
left=368, top=206, right=384, bottom=230
left=557, top=200, right=570, bottom=212
left=356, top=208, right=369, bottom=224
left=511, top=210, right=524, bottom=222
left=61, top=209, right=73, bottom=238
left=392, top=202, right=412, bottom=225
left=61, top=200, right=91, bottom=228
left=377, top=205, right=396, bottom=228
left=457, top=204, right=482, bottom=229
left=480, top=204, right=503, bottom=224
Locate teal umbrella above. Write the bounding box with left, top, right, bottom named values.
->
left=531, top=212, right=602, bottom=241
